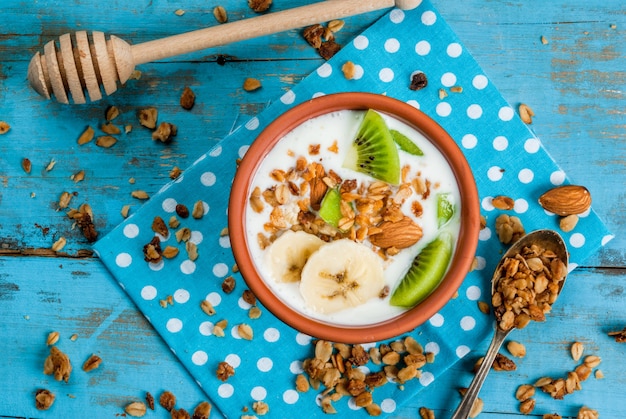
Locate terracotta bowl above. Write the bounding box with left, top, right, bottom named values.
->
left=229, top=92, right=480, bottom=343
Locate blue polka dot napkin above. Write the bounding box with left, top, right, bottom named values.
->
left=94, top=1, right=613, bottom=417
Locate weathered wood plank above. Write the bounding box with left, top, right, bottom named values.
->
left=0, top=256, right=211, bottom=418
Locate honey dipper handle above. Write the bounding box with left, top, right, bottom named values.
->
left=129, top=0, right=395, bottom=65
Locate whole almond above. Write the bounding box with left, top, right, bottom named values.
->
left=538, top=185, right=591, bottom=216
left=369, top=217, right=423, bottom=249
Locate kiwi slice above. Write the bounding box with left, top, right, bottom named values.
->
left=319, top=188, right=342, bottom=228
left=390, top=129, right=424, bottom=156
left=389, top=232, right=454, bottom=308
left=343, top=110, right=400, bottom=185
left=437, top=193, right=455, bottom=228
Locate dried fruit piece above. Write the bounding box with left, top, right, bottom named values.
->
left=180, top=86, right=196, bottom=110
left=77, top=126, right=95, bottom=145
left=409, top=72, right=428, bottom=90
left=105, top=105, right=120, bottom=121
left=101, top=122, right=121, bottom=135
left=96, top=135, right=117, bottom=148
left=243, top=78, right=262, bottom=92
left=35, top=389, right=55, bottom=410
left=538, top=185, right=592, bottom=216
left=125, top=401, right=147, bottom=417
left=22, top=157, right=32, bottom=173
left=213, top=6, right=228, bottom=23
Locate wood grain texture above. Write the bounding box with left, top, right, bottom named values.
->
left=0, top=0, right=624, bottom=417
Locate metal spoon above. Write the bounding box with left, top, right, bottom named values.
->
left=450, top=229, right=568, bottom=419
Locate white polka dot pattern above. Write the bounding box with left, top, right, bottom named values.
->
left=93, top=2, right=613, bottom=418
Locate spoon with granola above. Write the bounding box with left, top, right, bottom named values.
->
left=451, top=229, right=568, bottom=419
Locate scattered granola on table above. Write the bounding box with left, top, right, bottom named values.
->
left=0, top=120, right=10, bottom=134
left=608, top=326, right=626, bottom=342
left=159, top=390, right=177, bottom=411
left=216, top=361, right=235, bottom=381
left=82, top=354, right=102, bottom=372
left=125, top=401, right=147, bottom=417
left=35, top=389, right=55, bottom=410
left=43, top=346, right=72, bottom=383
left=180, top=86, right=196, bottom=110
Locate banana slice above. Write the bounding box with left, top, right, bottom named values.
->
left=265, top=230, right=326, bottom=283
left=300, top=239, right=385, bottom=314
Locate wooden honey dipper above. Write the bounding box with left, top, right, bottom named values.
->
left=28, top=0, right=421, bottom=104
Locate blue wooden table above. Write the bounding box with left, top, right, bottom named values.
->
left=1, top=0, right=624, bottom=418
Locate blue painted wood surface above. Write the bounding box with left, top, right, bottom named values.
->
left=0, top=0, right=624, bottom=417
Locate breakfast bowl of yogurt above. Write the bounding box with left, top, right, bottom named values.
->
left=229, top=92, right=480, bottom=343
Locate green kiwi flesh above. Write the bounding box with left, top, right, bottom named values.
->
left=319, top=188, right=343, bottom=228
left=343, top=110, right=400, bottom=185
left=391, top=129, right=424, bottom=156
left=437, top=193, right=455, bottom=228
left=389, top=232, right=453, bottom=308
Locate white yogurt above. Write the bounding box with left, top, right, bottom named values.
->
left=246, top=110, right=461, bottom=326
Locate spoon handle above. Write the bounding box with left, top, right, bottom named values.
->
left=450, top=326, right=512, bottom=419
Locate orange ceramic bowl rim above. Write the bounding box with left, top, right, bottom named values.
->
left=229, top=92, right=480, bottom=344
